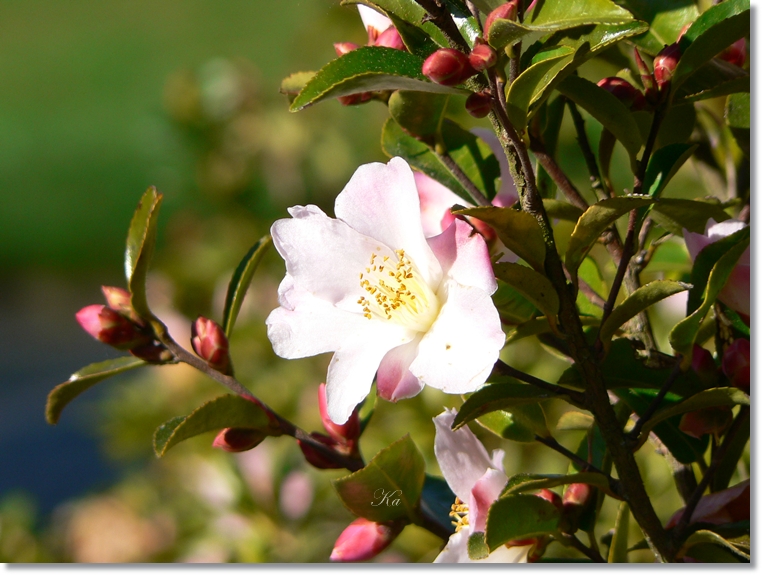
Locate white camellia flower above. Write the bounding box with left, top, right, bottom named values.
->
left=266, top=158, right=504, bottom=424
left=433, top=409, right=532, bottom=563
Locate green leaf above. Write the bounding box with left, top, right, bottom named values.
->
left=642, top=143, right=697, bottom=199
left=611, top=0, right=698, bottom=55
left=503, top=472, right=618, bottom=499
left=726, top=92, right=750, bottom=158
left=634, top=388, right=749, bottom=451
left=672, top=0, right=750, bottom=93
left=712, top=409, right=749, bottom=492
left=493, top=262, right=559, bottom=320
left=565, top=196, right=654, bottom=282
left=420, top=474, right=456, bottom=536
left=650, top=198, right=729, bottom=236
left=125, top=187, right=163, bottom=320
left=280, top=71, right=316, bottom=104
left=543, top=199, right=584, bottom=222
left=669, top=237, right=750, bottom=363
left=555, top=410, right=594, bottom=432
left=290, top=47, right=466, bottom=112
left=333, top=435, right=425, bottom=523
left=556, top=74, right=642, bottom=161
left=491, top=279, right=538, bottom=324
left=153, top=394, right=278, bottom=457
left=46, top=357, right=146, bottom=424
left=599, top=280, right=690, bottom=347
left=681, top=529, right=750, bottom=562
left=477, top=405, right=550, bottom=443
left=453, top=382, right=559, bottom=429
left=485, top=494, right=561, bottom=551
left=576, top=257, right=605, bottom=318
left=608, top=502, right=630, bottom=562
left=222, top=235, right=272, bottom=338
left=467, top=532, right=489, bottom=560
left=456, top=206, right=546, bottom=272
left=675, top=58, right=749, bottom=103
left=506, top=316, right=600, bottom=344
left=388, top=90, right=448, bottom=140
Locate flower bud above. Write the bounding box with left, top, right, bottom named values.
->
left=191, top=316, right=232, bottom=374
left=562, top=483, right=594, bottom=531
left=465, top=91, right=492, bottom=118
left=129, top=341, right=173, bottom=363
left=679, top=406, right=733, bottom=439
left=298, top=432, right=344, bottom=469
left=469, top=43, right=497, bottom=71
left=691, top=344, right=718, bottom=385
left=653, top=43, right=681, bottom=91
left=76, top=305, right=150, bottom=350
left=722, top=338, right=750, bottom=393
left=484, top=1, right=518, bottom=38
left=422, top=49, right=476, bottom=87
left=330, top=518, right=404, bottom=562
left=212, top=427, right=267, bottom=452
left=334, top=42, right=360, bottom=57
left=597, top=77, right=645, bottom=111
left=338, top=92, right=372, bottom=106
left=375, top=27, right=405, bottom=51
left=719, top=38, right=746, bottom=67
left=100, top=286, right=139, bottom=322
left=318, top=383, right=360, bottom=444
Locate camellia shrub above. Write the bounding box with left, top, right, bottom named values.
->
left=48, top=0, right=750, bottom=563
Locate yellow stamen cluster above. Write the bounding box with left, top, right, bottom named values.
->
left=449, top=497, right=469, bottom=533
left=357, top=249, right=420, bottom=321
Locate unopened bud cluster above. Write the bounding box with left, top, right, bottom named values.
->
left=191, top=316, right=233, bottom=375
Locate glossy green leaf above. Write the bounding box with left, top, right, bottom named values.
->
left=681, top=530, right=750, bottom=562
left=125, top=187, right=163, bottom=320
left=712, top=409, right=749, bottom=492
left=388, top=91, right=448, bottom=140
left=153, top=394, right=278, bottom=457
left=642, top=143, right=697, bottom=199
left=333, top=435, right=425, bottom=523
left=503, top=472, right=617, bottom=499
left=608, top=502, right=630, bottom=563
left=420, top=474, right=456, bottom=537
left=477, top=405, right=550, bottom=443
left=675, top=58, right=749, bottom=103
left=280, top=71, right=316, bottom=104
left=634, top=388, right=749, bottom=451
left=453, top=382, right=557, bottom=429
left=46, top=357, right=146, bottom=424
left=655, top=104, right=697, bottom=150
left=491, top=280, right=538, bottom=324
left=485, top=494, right=561, bottom=550
left=650, top=198, right=729, bottom=236
left=290, top=47, right=466, bottom=112
left=672, top=0, right=750, bottom=93
left=565, top=196, right=654, bottom=282
left=599, top=280, right=690, bottom=347
left=726, top=92, right=750, bottom=158
left=576, top=257, right=605, bottom=318
left=456, top=206, right=546, bottom=272
left=612, top=0, right=698, bottom=55
left=343, top=0, right=448, bottom=48
left=669, top=237, right=749, bottom=363
left=506, top=315, right=600, bottom=344
left=222, top=235, right=272, bottom=338
left=493, top=263, right=559, bottom=319
left=543, top=199, right=583, bottom=222
left=467, top=532, right=489, bottom=560
left=556, top=74, right=642, bottom=161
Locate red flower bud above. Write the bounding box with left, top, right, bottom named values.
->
left=469, top=43, right=497, bottom=71
left=191, top=316, right=232, bottom=374
left=719, top=38, right=746, bottom=67
left=653, top=43, right=681, bottom=91
left=691, top=344, right=718, bottom=385
left=212, top=428, right=267, bottom=452
left=337, top=92, right=372, bottom=106
left=537, top=488, right=563, bottom=511
left=100, top=286, right=139, bottom=321
left=318, top=383, right=360, bottom=444
left=562, top=483, right=594, bottom=531
left=422, top=49, right=476, bottom=87
left=722, top=338, right=750, bottom=392
left=597, top=77, right=645, bottom=111
left=679, top=406, right=733, bottom=439
left=130, top=341, right=173, bottom=363
left=330, top=518, right=404, bottom=562
left=334, top=42, right=360, bottom=57
left=484, top=1, right=518, bottom=38
left=298, top=432, right=344, bottom=469
left=465, top=91, right=492, bottom=118
left=76, top=305, right=150, bottom=350
left=375, top=27, right=405, bottom=51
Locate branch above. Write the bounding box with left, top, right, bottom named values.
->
left=625, top=360, right=682, bottom=445
left=559, top=533, right=606, bottom=563
left=435, top=149, right=491, bottom=206
left=566, top=99, right=611, bottom=200
left=493, top=359, right=585, bottom=406
left=414, top=0, right=470, bottom=51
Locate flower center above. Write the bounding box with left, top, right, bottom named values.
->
left=357, top=249, right=439, bottom=332
left=449, top=497, right=469, bottom=533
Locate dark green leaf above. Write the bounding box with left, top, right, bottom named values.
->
left=491, top=280, right=538, bottom=324
left=543, top=199, right=583, bottom=222
left=650, top=198, right=729, bottom=236
left=506, top=316, right=600, bottom=344
left=485, top=494, right=561, bottom=550
left=642, top=143, right=697, bottom=199
left=453, top=382, right=559, bottom=429
left=503, top=472, right=618, bottom=499
left=280, top=71, right=316, bottom=104
left=388, top=90, right=448, bottom=140
left=125, top=187, right=163, bottom=320
left=681, top=529, right=750, bottom=562
left=420, top=474, right=456, bottom=536
left=290, top=47, right=466, bottom=112
left=333, top=435, right=425, bottom=523
left=654, top=104, right=697, bottom=150
left=712, top=409, right=749, bottom=492
left=222, top=235, right=272, bottom=338
left=153, top=394, right=278, bottom=457
left=608, top=502, right=630, bottom=562
left=467, top=532, right=489, bottom=560
left=477, top=405, right=549, bottom=443
left=675, top=58, right=749, bottom=103
left=493, top=262, right=559, bottom=320
left=46, top=357, right=146, bottom=424
left=611, top=0, right=698, bottom=55
left=726, top=92, right=750, bottom=158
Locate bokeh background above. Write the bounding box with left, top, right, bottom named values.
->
left=0, top=0, right=718, bottom=563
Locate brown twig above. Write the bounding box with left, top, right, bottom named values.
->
left=414, top=0, right=471, bottom=51
left=435, top=149, right=491, bottom=206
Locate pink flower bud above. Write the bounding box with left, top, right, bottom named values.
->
left=562, top=483, right=594, bottom=528
left=679, top=406, right=733, bottom=439
left=465, top=91, right=492, bottom=118
left=722, top=339, right=750, bottom=392
left=212, top=428, right=267, bottom=452
left=330, top=518, right=404, bottom=562
left=76, top=305, right=149, bottom=350
left=338, top=92, right=372, bottom=106
left=597, top=77, right=645, bottom=111
left=469, top=43, right=497, bottom=71
left=191, top=316, right=232, bottom=374
left=484, top=1, right=518, bottom=38
left=537, top=488, right=563, bottom=510
left=298, top=432, right=344, bottom=469
left=653, top=43, right=681, bottom=91
left=422, top=49, right=476, bottom=87
left=719, top=37, right=746, bottom=67
left=334, top=42, right=360, bottom=57
left=318, top=383, right=360, bottom=444
left=374, top=27, right=405, bottom=51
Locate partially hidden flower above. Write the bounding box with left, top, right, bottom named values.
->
left=433, top=409, right=533, bottom=563
left=357, top=5, right=404, bottom=50
left=683, top=218, right=750, bottom=317
left=266, top=158, right=504, bottom=424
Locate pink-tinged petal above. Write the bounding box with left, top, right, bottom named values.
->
left=326, top=326, right=413, bottom=424
left=471, top=127, right=518, bottom=206
left=433, top=409, right=494, bottom=502
left=469, top=468, right=508, bottom=533
left=433, top=528, right=471, bottom=563
left=271, top=205, right=399, bottom=309
left=683, top=228, right=711, bottom=261
left=428, top=219, right=497, bottom=294
left=377, top=337, right=425, bottom=402
left=415, top=171, right=465, bottom=237
left=667, top=479, right=750, bottom=528
left=720, top=263, right=750, bottom=316
left=334, top=158, right=442, bottom=287
left=490, top=449, right=505, bottom=473
left=357, top=5, right=393, bottom=34
left=411, top=281, right=504, bottom=394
